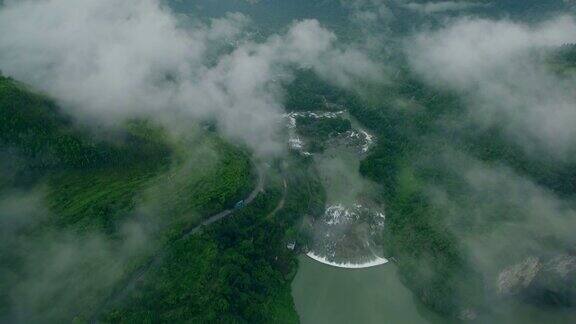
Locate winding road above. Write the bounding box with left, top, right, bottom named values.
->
left=90, top=164, right=269, bottom=323
left=184, top=164, right=267, bottom=238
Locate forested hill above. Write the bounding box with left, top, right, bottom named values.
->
left=0, top=74, right=321, bottom=323
left=0, top=75, right=284, bottom=322
left=0, top=75, right=171, bottom=189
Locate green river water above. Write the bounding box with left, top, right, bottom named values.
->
left=292, top=256, right=444, bottom=324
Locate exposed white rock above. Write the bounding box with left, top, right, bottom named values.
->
left=497, top=256, right=542, bottom=296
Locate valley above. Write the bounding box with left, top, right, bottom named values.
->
left=1, top=1, right=576, bottom=323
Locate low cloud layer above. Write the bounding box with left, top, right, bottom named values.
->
left=405, top=14, right=576, bottom=313
left=0, top=187, right=153, bottom=323
left=407, top=16, right=576, bottom=160
left=429, top=153, right=576, bottom=265
left=424, top=150, right=576, bottom=313
left=0, top=0, right=383, bottom=156
left=344, top=0, right=394, bottom=26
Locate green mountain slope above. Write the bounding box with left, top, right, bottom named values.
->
left=0, top=75, right=255, bottom=322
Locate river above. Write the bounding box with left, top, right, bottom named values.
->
left=288, top=110, right=447, bottom=323
left=292, top=256, right=444, bottom=324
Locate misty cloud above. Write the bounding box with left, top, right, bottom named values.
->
left=0, top=128, right=245, bottom=322
left=425, top=151, right=576, bottom=307
left=0, top=187, right=154, bottom=323
left=0, top=189, right=46, bottom=233
left=6, top=224, right=152, bottom=323
left=344, top=0, right=394, bottom=25
left=407, top=16, right=576, bottom=160
left=0, top=0, right=383, bottom=156
left=341, top=0, right=396, bottom=52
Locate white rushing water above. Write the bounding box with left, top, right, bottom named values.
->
left=284, top=110, right=375, bottom=156
left=344, top=129, right=374, bottom=153
left=286, top=109, right=386, bottom=269
left=306, top=251, right=388, bottom=269
left=307, top=203, right=388, bottom=269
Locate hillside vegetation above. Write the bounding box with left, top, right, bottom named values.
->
left=102, top=156, right=325, bottom=323
left=0, top=75, right=254, bottom=322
